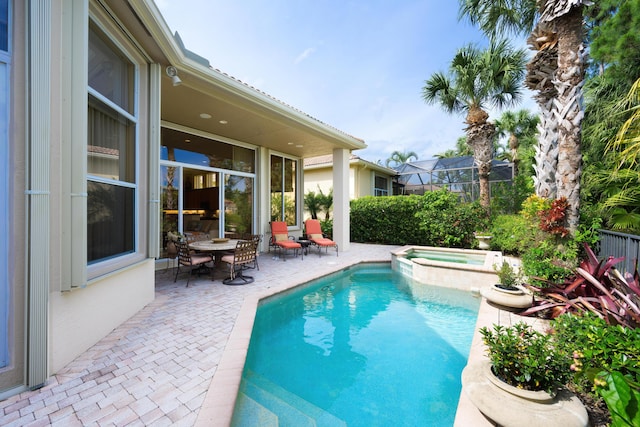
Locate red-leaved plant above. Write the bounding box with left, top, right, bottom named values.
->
left=521, top=243, right=640, bottom=328
left=537, top=197, right=570, bottom=238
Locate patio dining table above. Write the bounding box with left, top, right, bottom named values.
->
left=189, top=239, right=240, bottom=253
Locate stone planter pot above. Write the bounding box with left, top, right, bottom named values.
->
left=475, top=235, right=492, bottom=250
left=461, top=360, right=588, bottom=427
left=480, top=285, right=533, bottom=311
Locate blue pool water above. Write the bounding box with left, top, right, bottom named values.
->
left=232, top=263, right=480, bottom=426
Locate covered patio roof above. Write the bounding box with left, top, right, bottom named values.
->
left=109, top=0, right=366, bottom=158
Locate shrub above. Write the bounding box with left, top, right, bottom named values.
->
left=350, top=195, right=429, bottom=244
left=415, top=190, right=488, bottom=248
left=350, top=190, right=488, bottom=247
left=489, top=214, right=538, bottom=255
left=552, top=313, right=640, bottom=426
left=480, top=322, right=571, bottom=394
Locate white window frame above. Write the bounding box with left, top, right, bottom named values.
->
left=0, top=0, right=11, bottom=368
left=269, top=151, right=302, bottom=228
left=86, top=19, right=142, bottom=278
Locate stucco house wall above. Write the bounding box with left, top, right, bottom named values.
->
left=1, top=0, right=365, bottom=398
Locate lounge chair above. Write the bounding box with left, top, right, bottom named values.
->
left=269, top=221, right=302, bottom=260
left=220, top=239, right=257, bottom=285
left=305, top=219, right=338, bottom=257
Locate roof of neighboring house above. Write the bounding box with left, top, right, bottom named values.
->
left=304, top=154, right=397, bottom=175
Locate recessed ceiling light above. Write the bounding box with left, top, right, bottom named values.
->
left=295, top=144, right=303, bottom=148
left=287, top=142, right=294, bottom=145
left=219, top=120, right=228, bottom=125
left=185, top=139, right=191, bottom=143
left=199, top=113, right=212, bottom=119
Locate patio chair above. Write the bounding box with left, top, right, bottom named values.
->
left=305, top=219, right=338, bottom=257
left=220, top=240, right=258, bottom=285
left=173, top=240, right=214, bottom=287
left=269, top=221, right=302, bottom=260
left=241, top=233, right=262, bottom=270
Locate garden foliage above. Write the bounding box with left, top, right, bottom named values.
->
left=521, top=244, right=640, bottom=329
left=553, top=313, right=640, bottom=427
left=350, top=190, right=488, bottom=247
left=480, top=323, right=571, bottom=394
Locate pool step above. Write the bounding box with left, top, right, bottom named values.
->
left=233, top=370, right=346, bottom=427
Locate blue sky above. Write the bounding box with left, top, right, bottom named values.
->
left=155, top=0, right=533, bottom=164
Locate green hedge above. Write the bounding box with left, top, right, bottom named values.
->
left=350, top=190, right=488, bottom=247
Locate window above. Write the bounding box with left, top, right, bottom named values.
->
left=374, top=175, right=388, bottom=196
left=0, top=0, right=7, bottom=52
left=270, top=154, right=298, bottom=226
left=87, top=26, right=137, bottom=263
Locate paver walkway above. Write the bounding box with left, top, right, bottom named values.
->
left=1, top=243, right=399, bottom=426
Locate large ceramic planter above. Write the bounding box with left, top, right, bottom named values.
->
left=480, top=284, right=533, bottom=311
left=461, top=360, right=588, bottom=427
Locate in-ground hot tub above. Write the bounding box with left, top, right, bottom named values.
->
left=392, top=246, right=503, bottom=291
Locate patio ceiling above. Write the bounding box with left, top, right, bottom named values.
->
left=105, top=0, right=365, bottom=159
left=160, top=72, right=365, bottom=158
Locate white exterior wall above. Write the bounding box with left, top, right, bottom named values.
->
left=49, top=260, right=155, bottom=372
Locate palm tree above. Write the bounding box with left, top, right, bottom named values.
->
left=422, top=40, right=526, bottom=208
left=540, top=0, right=591, bottom=231
left=385, top=150, right=418, bottom=168
left=494, top=110, right=539, bottom=175
left=459, top=0, right=592, bottom=231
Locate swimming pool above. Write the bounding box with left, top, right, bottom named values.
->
left=231, top=263, right=480, bottom=426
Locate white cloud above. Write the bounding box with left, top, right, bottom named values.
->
left=294, top=47, right=317, bottom=65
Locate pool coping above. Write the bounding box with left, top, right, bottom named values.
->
left=195, top=256, right=536, bottom=427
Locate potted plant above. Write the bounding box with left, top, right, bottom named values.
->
left=462, top=322, right=588, bottom=426
left=493, top=261, right=521, bottom=293
left=481, top=323, right=570, bottom=396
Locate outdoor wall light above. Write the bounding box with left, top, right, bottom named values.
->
left=166, top=66, right=182, bottom=86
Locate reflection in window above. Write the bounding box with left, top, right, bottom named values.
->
left=270, top=155, right=297, bottom=226
left=161, top=127, right=255, bottom=173
left=225, top=175, right=253, bottom=237
left=0, top=0, right=8, bottom=52
left=88, top=97, right=135, bottom=182
left=87, top=182, right=135, bottom=263
left=87, top=26, right=137, bottom=264
left=374, top=176, right=388, bottom=196
left=88, top=26, right=133, bottom=114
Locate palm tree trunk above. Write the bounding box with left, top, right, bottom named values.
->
left=466, top=122, right=496, bottom=208
left=552, top=6, right=586, bottom=232
left=526, top=21, right=559, bottom=199
left=533, top=99, right=558, bottom=198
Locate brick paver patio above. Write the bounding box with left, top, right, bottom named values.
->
left=1, top=243, right=399, bottom=426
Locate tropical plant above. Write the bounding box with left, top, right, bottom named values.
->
left=521, top=244, right=640, bottom=329
left=459, top=0, right=592, bottom=232
left=385, top=150, right=418, bottom=168
left=317, top=187, right=333, bottom=221
left=597, top=78, right=640, bottom=233
left=435, top=136, right=473, bottom=158
left=304, top=189, right=322, bottom=220
left=494, top=261, right=521, bottom=289
left=422, top=39, right=526, bottom=208
left=553, top=313, right=640, bottom=427
left=480, top=322, right=571, bottom=394
left=494, top=109, right=539, bottom=175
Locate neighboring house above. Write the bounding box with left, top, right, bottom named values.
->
left=1, top=0, right=365, bottom=398
left=303, top=154, right=396, bottom=206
